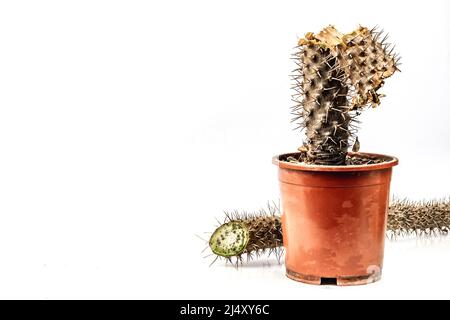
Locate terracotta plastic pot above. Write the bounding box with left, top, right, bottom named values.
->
left=273, top=152, right=398, bottom=286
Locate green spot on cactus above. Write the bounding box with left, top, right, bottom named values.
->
left=209, top=222, right=249, bottom=258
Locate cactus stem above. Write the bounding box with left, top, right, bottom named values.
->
left=206, top=198, right=450, bottom=265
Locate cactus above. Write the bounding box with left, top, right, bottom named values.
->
left=207, top=199, right=450, bottom=265
left=388, top=199, right=450, bottom=237
left=207, top=204, right=283, bottom=265
left=292, top=25, right=400, bottom=164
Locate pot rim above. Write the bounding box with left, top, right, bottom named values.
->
left=273, top=152, right=398, bottom=172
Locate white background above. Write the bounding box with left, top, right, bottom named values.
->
left=0, top=0, right=449, bottom=299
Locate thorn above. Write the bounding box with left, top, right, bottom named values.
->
left=374, top=29, right=384, bottom=41
left=201, top=245, right=209, bottom=254
left=388, top=44, right=395, bottom=55
left=195, top=234, right=208, bottom=242
left=209, top=255, right=219, bottom=267
left=370, top=25, right=379, bottom=34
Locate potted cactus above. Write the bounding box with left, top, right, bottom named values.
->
left=271, top=25, right=401, bottom=285
left=206, top=25, right=404, bottom=286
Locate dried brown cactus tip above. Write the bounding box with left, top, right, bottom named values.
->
left=298, top=26, right=344, bottom=49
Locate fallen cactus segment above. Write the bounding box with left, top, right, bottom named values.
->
left=387, top=198, right=450, bottom=237
left=208, top=198, right=450, bottom=264
left=208, top=204, right=283, bottom=265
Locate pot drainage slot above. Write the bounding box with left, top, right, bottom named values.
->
left=320, top=277, right=337, bottom=285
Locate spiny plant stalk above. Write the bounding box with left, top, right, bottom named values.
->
left=207, top=199, right=450, bottom=265
left=294, top=38, right=350, bottom=164
left=388, top=198, right=450, bottom=237
left=291, top=25, right=400, bottom=164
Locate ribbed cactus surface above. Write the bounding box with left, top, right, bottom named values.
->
left=292, top=25, right=400, bottom=164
